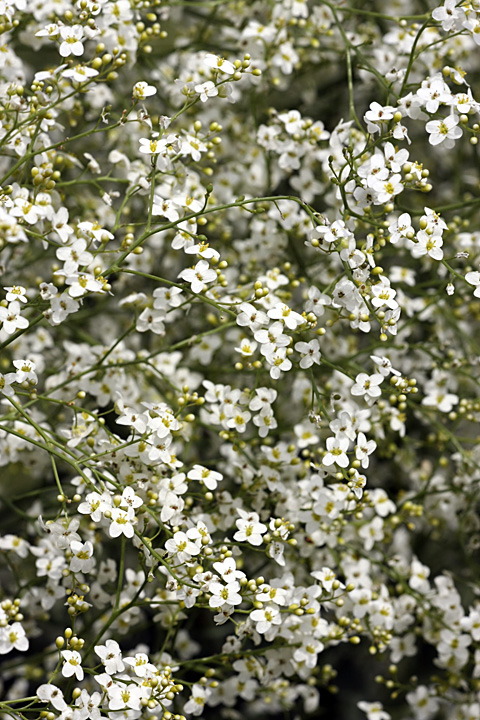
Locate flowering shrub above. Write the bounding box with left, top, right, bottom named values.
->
left=1, top=1, right=480, bottom=719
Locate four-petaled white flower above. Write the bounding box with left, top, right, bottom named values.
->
left=61, top=649, right=84, bottom=680
left=351, top=372, right=383, bottom=399
left=425, top=115, right=462, bottom=148
left=233, top=509, right=267, bottom=546
left=178, top=260, right=217, bottom=293
left=133, top=81, right=156, bottom=99
left=323, top=436, right=349, bottom=468
left=205, top=53, right=235, bottom=75
left=295, top=339, right=321, bottom=368
left=59, top=25, right=85, bottom=57
left=109, top=507, right=135, bottom=538
left=195, top=81, right=219, bottom=103
left=69, top=539, right=95, bottom=573
left=0, top=301, right=29, bottom=334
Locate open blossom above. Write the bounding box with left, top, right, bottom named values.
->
left=0, top=301, right=29, bottom=334
left=109, top=507, right=135, bottom=538
left=250, top=605, right=281, bottom=634
left=95, top=640, right=125, bottom=674
left=178, top=260, right=217, bottom=293
left=36, top=684, right=67, bottom=711
left=425, top=115, right=462, bottom=148
left=351, top=372, right=383, bottom=399
left=355, top=432, right=376, bottom=469
left=184, top=685, right=211, bottom=716
left=465, top=271, right=480, bottom=298
left=364, top=102, right=395, bottom=133
left=69, top=540, right=95, bottom=573
left=294, top=338, right=321, bottom=368
left=208, top=579, right=242, bottom=608
left=0, top=622, right=28, bottom=654
left=62, top=65, right=98, bottom=82
left=59, top=25, right=85, bottom=57
left=195, top=81, right=218, bottom=102
left=61, top=650, right=84, bottom=680
left=78, top=491, right=112, bottom=522
left=187, top=464, right=223, bottom=490
left=165, top=530, right=201, bottom=562
left=4, top=285, right=27, bottom=303
left=412, top=230, right=444, bottom=261
left=323, top=435, right=349, bottom=468
left=133, top=81, right=156, bottom=99
left=233, top=509, right=267, bottom=546
left=205, top=53, right=235, bottom=74
left=0, top=371, right=16, bottom=396
left=267, top=302, right=305, bottom=330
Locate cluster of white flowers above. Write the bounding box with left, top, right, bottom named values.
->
left=1, top=1, right=480, bottom=719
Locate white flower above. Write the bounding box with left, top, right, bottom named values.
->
left=235, top=337, right=258, bottom=356
left=351, top=372, right=383, bottom=399
left=465, top=271, right=480, bottom=298
left=0, top=301, right=29, bottom=334
left=432, top=0, right=464, bottom=31
left=412, top=230, right=444, bottom=260
left=236, top=302, right=268, bottom=331
left=355, top=432, right=376, bottom=469
left=187, top=464, right=223, bottom=490
left=107, top=682, right=143, bottom=711
left=133, top=81, right=156, bottom=99
left=371, top=278, right=398, bottom=310
left=425, top=115, right=462, bottom=148
left=422, top=390, right=458, bottom=413
left=65, top=272, right=104, bottom=298
left=109, top=507, right=135, bottom=538
left=62, top=65, right=99, bottom=82
left=208, top=579, right=242, bottom=607
left=388, top=212, right=414, bottom=244
left=295, top=339, right=321, bottom=368
left=74, top=690, right=103, bottom=720
left=250, top=605, right=281, bottom=633
left=212, top=557, right=245, bottom=584
left=233, top=508, right=267, bottom=546
left=59, top=25, right=85, bottom=58
left=205, top=53, right=235, bottom=74
left=180, top=134, right=207, bottom=161
left=184, top=684, right=211, bottom=716
left=323, top=436, right=349, bottom=468
left=165, top=530, right=201, bottom=562
left=4, top=285, right=27, bottom=303
left=36, top=684, right=67, bottom=711
left=123, top=652, right=157, bottom=678
left=371, top=174, right=403, bottom=204
left=195, top=81, right=218, bottom=102
left=364, top=102, right=395, bottom=134
left=56, top=238, right=93, bottom=274
left=69, top=539, right=95, bottom=573
left=61, top=649, right=84, bottom=680
left=13, top=359, right=37, bottom=384
left=267, top=302, right=305, bottom=330
left=139, top=135, right=163, bottom=155
left=95, top=639, right=125, bottom=674
left=406, top=686, right=439, bottom=720
left=0, top=622, right=28, bottom=654
left=78, top=491, right=111, bottom=522
left=359, top=516, right=384, bottom=551
left=358, top=701, right=391, bottom=720
left=265, top=347, right=292, bottom=380
left=120, top=487, right=143, bottom=511
left=0, top=371, right=16, bottom=396
left=178, top=260, right=217, bottom=293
